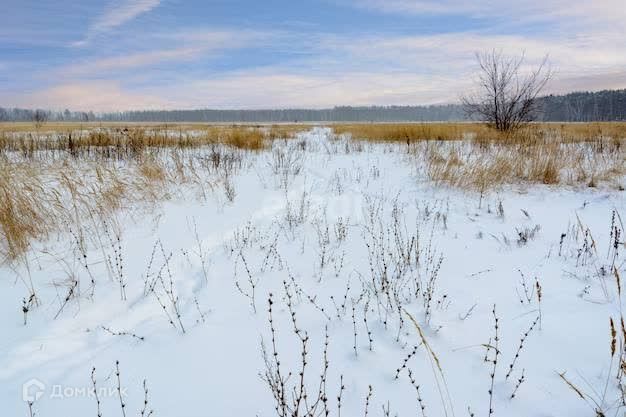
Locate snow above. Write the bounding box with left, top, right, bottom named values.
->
left=1, top=127, right=625, bottom=416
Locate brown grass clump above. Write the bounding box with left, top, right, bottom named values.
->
left=0, top=164, right=50, bottom=260
left=266, top=124, right=311, bottom=140
left=210, top=126, right=267, bottom=150
left=534, top=156, right=560, bottom=185
left=0, top=154, right=193, bottom=262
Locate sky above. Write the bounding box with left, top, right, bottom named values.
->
left=1, top=0, right=625, bottom=111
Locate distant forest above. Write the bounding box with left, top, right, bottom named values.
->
left=2, top=89, right=626, bottom=123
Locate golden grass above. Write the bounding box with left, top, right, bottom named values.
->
left=334, top=123, right=473, bottom=142
left=334, top=122, right=625, bottom=190
left=0, top=121, right=310, bottom=135
left=0, top=123, right=313, bottom=262
left=1, top=121, right=623, bottom=263
left=333, top=122, right=626, bottom=143
left=0, top=163, right=50, bottom=260
left=423, top=137, right=624, bottom=190
left=0, top=152, right=203, bottom=262
left=0, top=123, right=310, bottom=156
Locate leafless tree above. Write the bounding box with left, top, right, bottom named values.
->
left=462, top=50, right=552, bottom=131
left=32, top=109, right=49, bottom=128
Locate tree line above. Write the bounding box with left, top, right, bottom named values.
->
left=1, top=89, right=625, bottom=123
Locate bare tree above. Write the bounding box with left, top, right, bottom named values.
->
left=32, top=109, right=49, bottom=128
left=462, top=50, right=552, bottom=131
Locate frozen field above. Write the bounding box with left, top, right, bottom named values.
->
left=1, top=127, right=625, bottom=417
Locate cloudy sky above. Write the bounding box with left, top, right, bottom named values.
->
left=1, top=0, right=625, bottom=111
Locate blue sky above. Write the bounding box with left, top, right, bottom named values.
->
left=1, top=0, right=625, bottom=110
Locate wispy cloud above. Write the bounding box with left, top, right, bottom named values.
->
left=3, top=0, right=625, bottom=110
left=323, top=31, right=626, bottom=75
left=175, top=70, right=464, bottom=108
left=354, top=0, right=476, bottom=15
left=64, top=48, right=204, bottom=75
left=11, top=26, right=626, bottom=110
left=74, top=0, right=161, bottom=46
left=7, top=63, right=626, bottom=112
left=550, top=70, right=626, bottom=94
left=91, top=0, right=160, bottom=33
left=354, top=0, right=626, bottom=23
left=62, top=29, right=275, bottom=76
left=164, top=28, right=278, bottom=45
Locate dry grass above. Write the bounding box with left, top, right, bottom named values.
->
left=0, top=122, right=313, bottom=262
left=334, top=123, right=474, bottom=142
left=0, top=158, right=167, bottom=262
left=0, top=121, right=311, bottom=134
left=1, top=121, right=623, bottom=263
left=0, top=123, right=309, bottom=157
left=333, top=122, right=626, bottom=144
left=0, top=163, right=51, bottom=260
left=425, top=140, right=624, bottom=190
left=334, top=123, right=626, bottom=190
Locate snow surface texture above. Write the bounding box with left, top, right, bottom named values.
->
left=1, top=127, right=625, bottom=417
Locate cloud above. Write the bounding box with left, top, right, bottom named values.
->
left=91, top=0, right=160, bottom=33
left=355, top=0, right=478, bottom=15
left=164, top=29, right=277, bottom=45
left=550, top=70, right=626, bottom=94
left=64, top=48, right=204, bottom=75
left=314, top=31, right=626, bottom=86
left=354, top=0, right=626, bottom=23
left=13, top=25, right=626, bottom=111
left=4, top=68, right=470, bottom=111
left=5, top=1, right=626, bottom=110
left=151, top=69, right=470, bottom=109
left=6, top=81, right=167, bottom=111
left=9, top=60, right=626, bottom=112
left=132, top=29, right=626, bottom=108
left=63, top=29, right=277, bottom=75
left=74, top=0, right=161, bottom=46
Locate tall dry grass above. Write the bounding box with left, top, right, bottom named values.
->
left=0, top=121, right=311, bottom=134
left=0, top=163, right=51, bottom=260
left=427, top=132, right=623, bottom=190
left=333, top=122, right=626, bottom=144
left=0, top=121, right=313, bottom=262
left=0, top=156, right=174, bottom=262
left=335, top=123, right=626, bottom=190
left=334, top=123, right=474, bottom=142
left=0, top=123, right=309, bottom=158
left=1, top=122, right=623, bottom=263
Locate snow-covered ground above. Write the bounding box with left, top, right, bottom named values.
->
left=1, top=127, right=625, bottom=416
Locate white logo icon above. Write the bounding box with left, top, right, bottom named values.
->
left=22, top=379, right=45, bottom=402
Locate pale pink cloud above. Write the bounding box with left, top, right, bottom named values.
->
left=157, top=71, right=468, bottom=109
left=8, top=81, right=167, bottom=112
